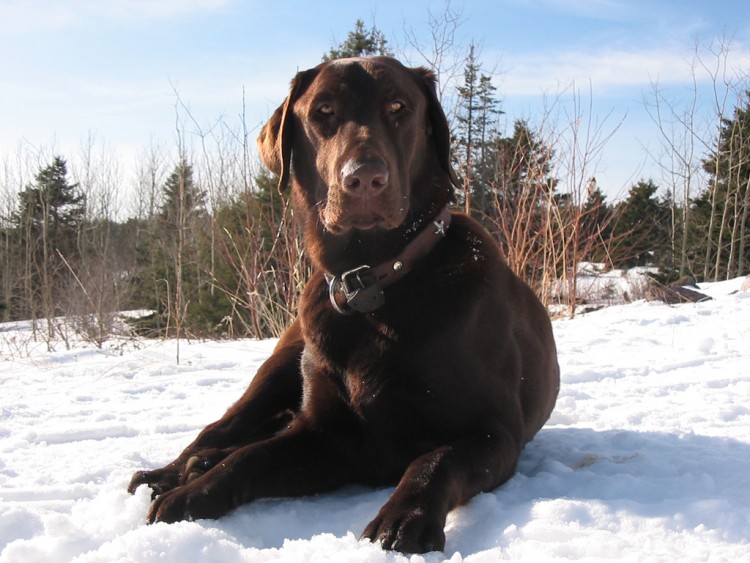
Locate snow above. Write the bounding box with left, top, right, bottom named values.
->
left=1, top=278, right=749, bottom=562
left=551, top=263, right=658, bottom=307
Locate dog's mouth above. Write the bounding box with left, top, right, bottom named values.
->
left=320, top=193, right=409, bottom=234
left=322, top=211, right=396, bottom=234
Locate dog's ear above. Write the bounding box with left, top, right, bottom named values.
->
left=257, top=103, right=287, bottom=188
left=414, top=67, right=460, bottom=190
left=257, top=68, right=318, bottom=192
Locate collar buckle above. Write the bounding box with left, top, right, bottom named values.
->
left=326, top=265, right=385, bottom=315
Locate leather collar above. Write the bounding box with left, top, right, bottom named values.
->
left=325, top=207, right=452, bottom=315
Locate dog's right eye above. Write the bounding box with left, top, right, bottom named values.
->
left=317, top=104, right=334, bottom=116
left=388, top=101, right=405, bottom=114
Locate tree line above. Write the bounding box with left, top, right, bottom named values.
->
left=1, top=18, right=748, bottom=347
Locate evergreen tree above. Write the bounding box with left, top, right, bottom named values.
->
left=454, top=43, right=502, bottom=214
left=11, top=156, right=85, bottom=323
left=491, top=120, right=555, bottom=213
left=131, top=160, right=213, bottom=336
left=323, top=19, right=393, bottom=61
left=697, top=90, right=750, bottom=280
left=159, top=160, right=205, bottom=225
left=610, top=179, right=671, bottom=268
left=14, top=156, right=84, bottom=256
left=485, top=120, right=558, bottom=284
left=580, top=182, right=615, bottom=263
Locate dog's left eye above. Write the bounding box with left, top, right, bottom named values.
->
left=388, top=101, right=405, bottom=114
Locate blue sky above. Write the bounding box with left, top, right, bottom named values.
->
left=1, top=0, right=749, bottom=203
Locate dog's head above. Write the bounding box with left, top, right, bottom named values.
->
left=258, top=57, right=457, bottom=269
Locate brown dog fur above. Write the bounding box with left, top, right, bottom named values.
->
left=128, top=57, right=559, bottom=554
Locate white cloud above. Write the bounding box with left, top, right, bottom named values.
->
left=85, top=0, right=232, bottom=22
left=0, top=0, right=231, bottom=33
left=0, top=1, right=76, bottom=33
left=534, top=0, right=635, bottom=21
left=499, top=46, right=748, bottom=97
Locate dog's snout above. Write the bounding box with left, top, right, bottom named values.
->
left=341, top=160, right=389, bottom=193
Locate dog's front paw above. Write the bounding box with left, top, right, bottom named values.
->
left=128, top=468, right=180, bottom=499
left=361, top=502, right=445, bottom=554
left=147, top=477, right=231, bottom=524
left=181, top=448, right=234, bottom=484
left=128, top=448, right=234, bottom=500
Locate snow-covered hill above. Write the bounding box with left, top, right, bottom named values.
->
left=1, top=278, right=749, bottom=562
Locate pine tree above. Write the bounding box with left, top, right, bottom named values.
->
left=697, top=90, right=750, bottom=280
left=579, top=181, right=615, bottom=264
left=159, top=160, right=205, bottom=225
left=491, top=120, right=555, bottom=213
left=323, top=19, right=393, bottom=61
left=131, top=160, right=212, bottom=337
left=15, top=156, right=84, bottom=255
left=454, top=43, right=502, bottom=214
left=485, top=120, right=558, bottom=285
left=610, top=179, right=671, bottom=269
left=11, top=156, right=84, bottom=325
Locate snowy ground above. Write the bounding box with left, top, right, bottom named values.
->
left=550, top=263, right=657, bottom=308
left=1, top=278, right=749, bottom=562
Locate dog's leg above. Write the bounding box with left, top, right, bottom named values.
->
left=361, top=427, right=521, bottom=554
left=144, top=420, right=355, bottom=524
left=127, top=322, right=304, bottom=498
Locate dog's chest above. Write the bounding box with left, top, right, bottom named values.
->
left=313, top=311, right=398, bottom=373
left=303, top=306, right=410, bottom=395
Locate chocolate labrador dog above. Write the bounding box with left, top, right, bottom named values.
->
left=128, top=56, right=559, bottom=554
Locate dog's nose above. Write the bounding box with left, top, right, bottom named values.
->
left=341, top=160, right=389, bottom=193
